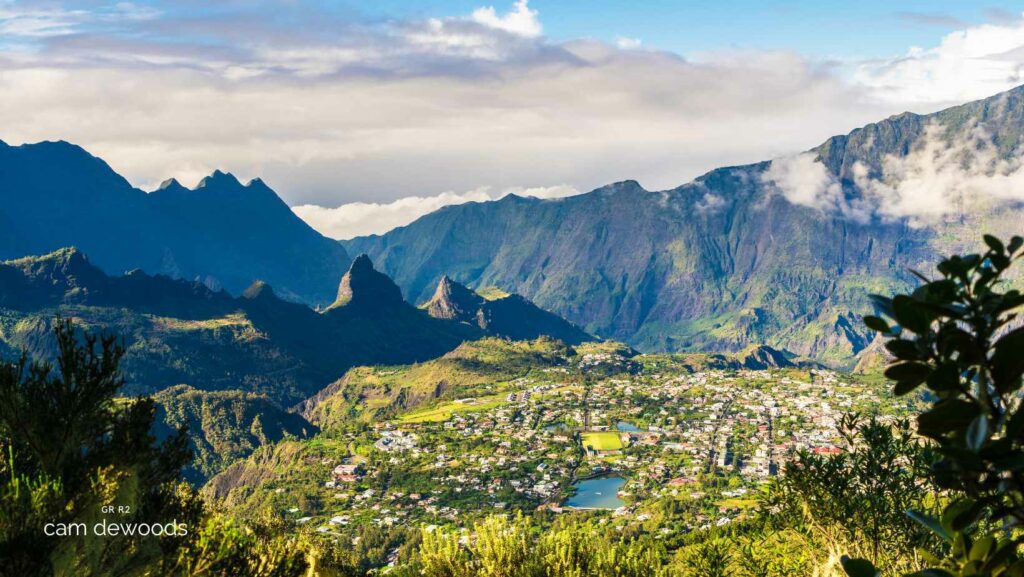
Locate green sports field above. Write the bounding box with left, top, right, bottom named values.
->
left=581, top=431, right=623, bottom=451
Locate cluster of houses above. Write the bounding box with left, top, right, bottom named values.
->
left=305, top=365, right=897, bottom=534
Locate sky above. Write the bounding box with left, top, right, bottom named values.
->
left=3, top=0, right=1024, bottom=238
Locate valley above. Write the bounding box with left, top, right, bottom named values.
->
left=204, top=338, right=915, bottom=558
left=1, top=77, right=1023, bottom=577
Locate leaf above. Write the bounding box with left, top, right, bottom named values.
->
left=869, top=294, right=894, bottom=319
left=1004, top=559, right=1024, bottom=577
left=917, top=400, right=981, bottom=438
left=840, top=556, right=879, bottom=577
left=925, top=363, right=960, bottom=392
left=885, top=338, right=922, bottom=361
left=892, top=295, right=935, bottom=334
left=969, top=535, right=995, bottom=561
left=907, top=510, right=953, bottom=544
left=1009, top=236, right=1024, bottom=255
left=885, top=362, right=931, bottom=396
left=950, top=499, right=985, bottom=531
left=966, top=415, right=989, bottom=451
left=984, top=234, right=1005, bottom=254
left=992, top=327, right=1024, bottom=393
left=863, top=316, right=891, bottom=334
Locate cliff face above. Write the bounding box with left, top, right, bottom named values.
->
left=343, top=176, right=928, bottom=366
left=344, top=88, right=1024, bottom=367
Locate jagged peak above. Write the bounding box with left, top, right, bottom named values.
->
left=349, top=253, right=375, bottom=274
left=424, top=274, right=483, bottom=321
left=3, top=247, right=108, bottom=292
left=196, top=169, right=242, bottom=189
left=6, top=246, right=89, bottom=267
left=327, top=254, right=404, bottom=310
left=155, top=177, right=190, bottom=194
left=242, top=280, right=275, bottom=300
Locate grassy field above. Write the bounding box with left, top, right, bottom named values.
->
left=581, top=431, right=623, bottom=451
left=398, top=395, right=506, bottom=424
left=716, top=498, right=759, bottom=510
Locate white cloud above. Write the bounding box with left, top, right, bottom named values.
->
left=0, top=7, right=83, bottom=37
left=853, top=124, right=1024, bottom=225
left=471, top=0, right=541, bottom=38
left=694, top=191, right=725, bottom=214
left=762, top=123, right=1024, bottom=226
left=293, top=185, right=579, bottom=239
left=615, top=37, right=642, bottom=50
left=0, top=3, right=159, bottom=39
left=762, top=153, right=844, bottom=209
left=0, top=41, right=887, bottom=207
left=5, top=0, right=1024, bottom=216
left=856, top=12, right=1024, bottom=105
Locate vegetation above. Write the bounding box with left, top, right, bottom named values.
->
left=581, top=431, right=623, bottom=451
left=6, top=235, right=1024, bottom=577
left=300, top=337, right=572, bottom=430
left=846, top=234, right=1024, bottom=575
left=153, top=385, right=316, bottom=484
left=0, top=320, right=306, bottom=576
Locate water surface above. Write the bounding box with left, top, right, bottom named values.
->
left=566, top=475, right=626, bottom=509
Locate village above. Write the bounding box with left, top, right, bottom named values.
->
left=285, top=360, right=912, bottom=537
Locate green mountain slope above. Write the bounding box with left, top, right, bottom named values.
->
left=295, top=337, right=575, bottom=431
left=153, top=385, right=317, bottom=484
left=344, top=87, right=1024, bottom=367
left=0, top=248, right=479, bottom=404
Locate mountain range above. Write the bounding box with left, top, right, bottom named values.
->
left=344, top=86, right=1024, bottom=366
left=0, top=140, right=349, bottom=305
left=0, top=247, right=590, bottom=404
left=3, top=87, right=1024, bottom=366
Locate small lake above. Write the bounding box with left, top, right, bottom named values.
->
left=616, top=421, right=640, bottom=432
left=565, top=475, right=627, bottom=509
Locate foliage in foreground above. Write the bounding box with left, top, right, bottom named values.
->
left=0, top=319, right=306, bottom=577
left=847, top=234, right=1024, bottom=576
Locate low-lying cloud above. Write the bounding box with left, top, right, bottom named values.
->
left=763, top=123, right=1024, bottom=225
left=293, top=184, right=579, bottom=239
left=855, top=15, right=1024, bottom=105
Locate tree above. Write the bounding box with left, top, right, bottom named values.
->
left=772, top=415, right=938, bottom=574
left=0, top=319, right=306, bottom=577
left=684, top=538, right=732, bottom=577
left=846, top=235, right=1024, bottom=576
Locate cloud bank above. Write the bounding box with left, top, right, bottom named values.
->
left=763, top=123, right=1024, bottom=225
left=293, top=184, right=578, bottom=239
left=3, top=2, right=1024, bottom=236
left=856, top=14, right=1024, bottom=105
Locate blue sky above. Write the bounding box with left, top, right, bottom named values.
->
left=2, top=0, right=1024, bottom=237
left=330, top=0, right=1018, bottom=58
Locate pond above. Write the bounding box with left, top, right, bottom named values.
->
left=616, top=421, right=640, bottom=432
left=565, top=475, right=627, bottom=509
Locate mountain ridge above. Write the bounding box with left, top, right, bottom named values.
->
left=0, top=140, right=349, bottom=305
left=422, top=275, right=596, bottom=345
left=342, top=85, right=1024, bottom=366
left=0, top=248, right=478, bottom=404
